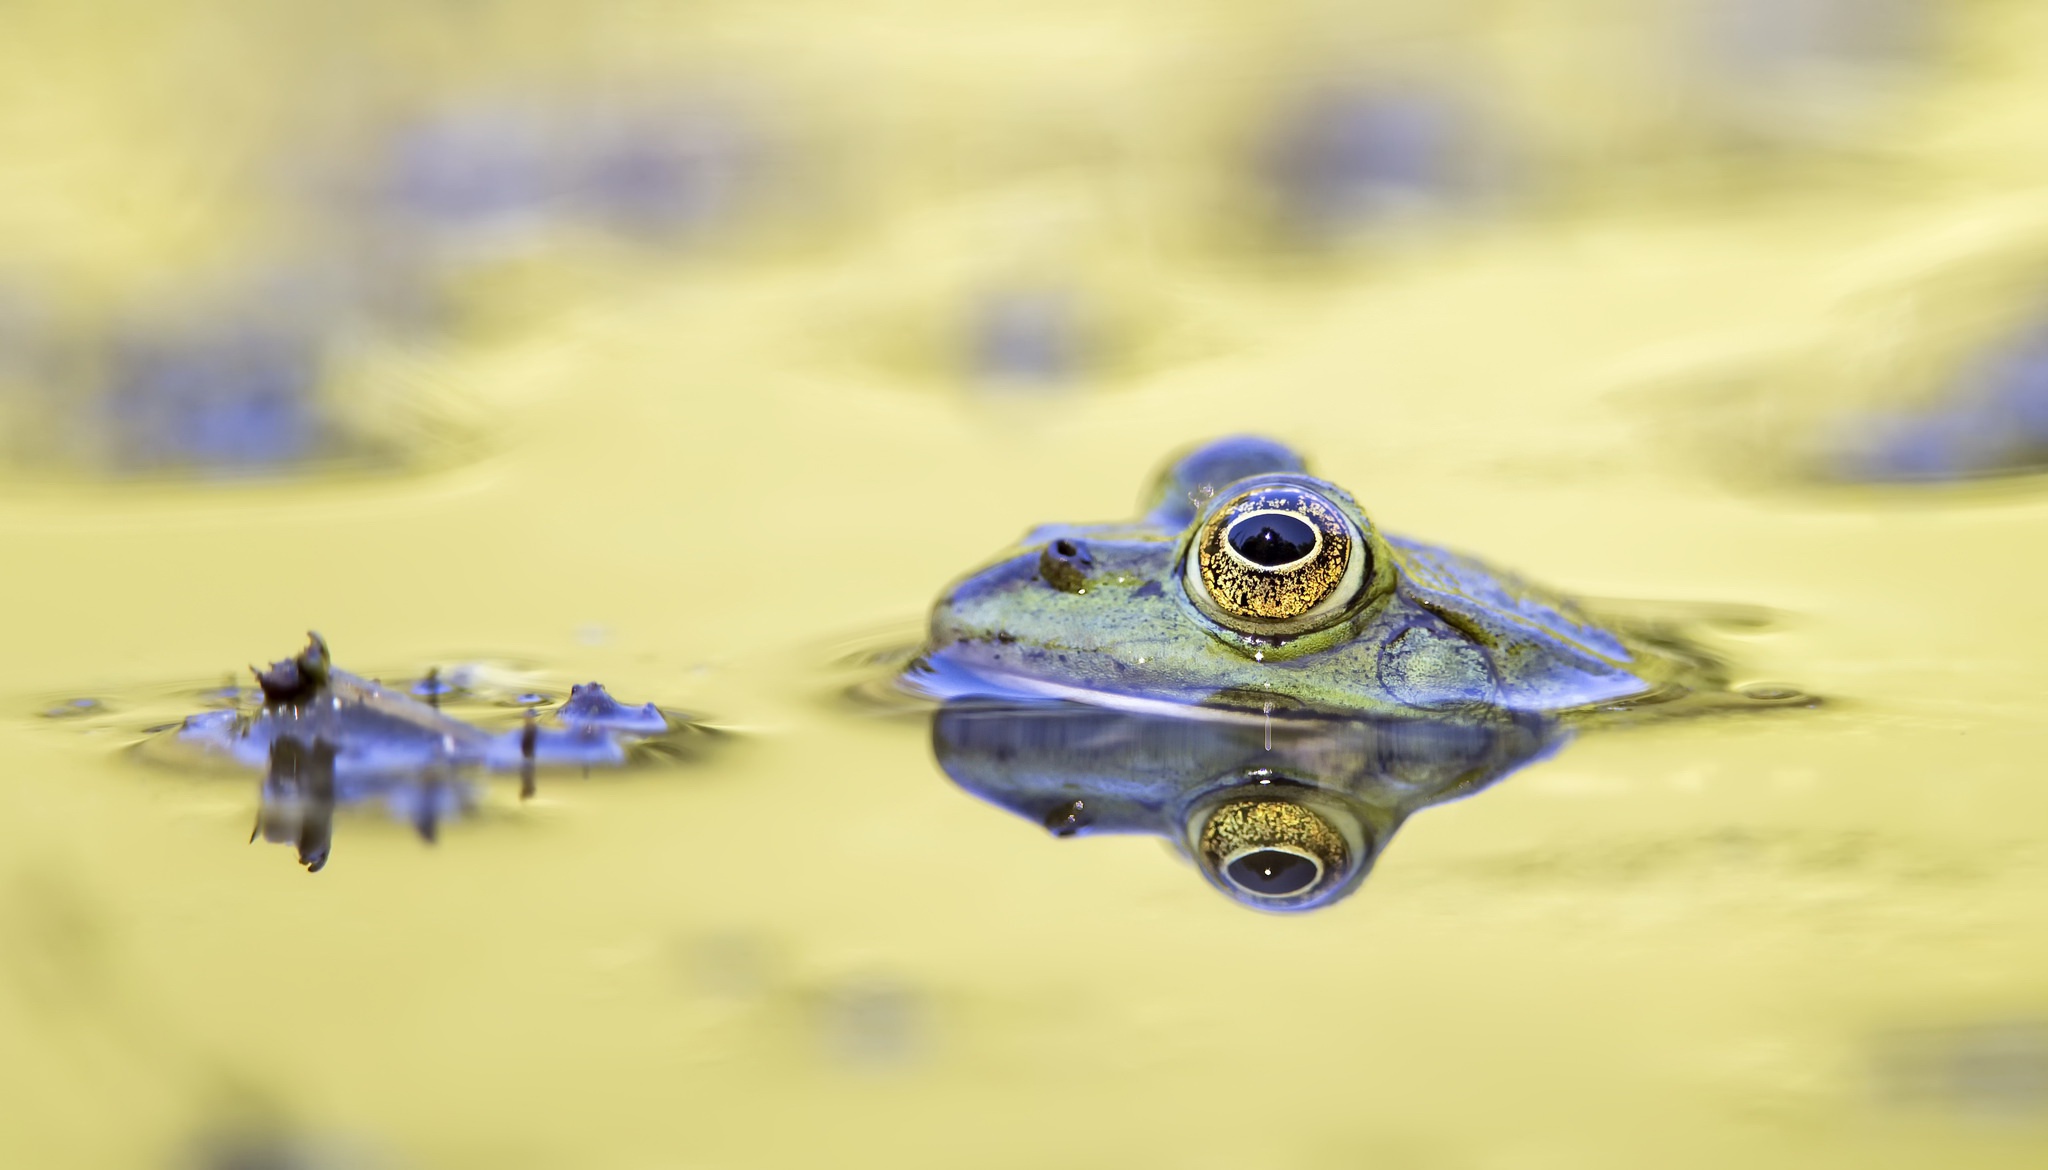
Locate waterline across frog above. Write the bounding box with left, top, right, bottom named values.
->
left=905, top=436, right=1764, bottom=719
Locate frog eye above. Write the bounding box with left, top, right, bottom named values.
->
left=1224, top=846, right=1322, bottom=895
left=1184, top=485, right=1369, bottom=633
left=1195, top=797, right=1350, bottom=906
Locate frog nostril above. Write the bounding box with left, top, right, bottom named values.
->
left=1039, top=538, right=1094, bottom=593
left=1042, top=798, right=1093, bottom=836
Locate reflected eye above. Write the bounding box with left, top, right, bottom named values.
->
left=1186, top=485, right=1369, bottom=633
left=1224, top=848, right=1321, bottom=895
left=1197, top=798, right=1349, bottom=904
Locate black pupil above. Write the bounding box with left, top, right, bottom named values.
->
left=1225, top=849, right=1320, bottom=896
left=1227, top=513, right=1318, bottom=567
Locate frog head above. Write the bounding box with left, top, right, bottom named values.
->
left=914, top=436, right=1667, bottom=717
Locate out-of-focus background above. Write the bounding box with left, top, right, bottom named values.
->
left=5, top=1, right=2048, bottom=1166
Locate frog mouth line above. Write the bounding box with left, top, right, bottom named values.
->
left=898, top=654, right=1381, bottom=727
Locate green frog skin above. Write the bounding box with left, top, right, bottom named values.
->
left=907, top=436, right=1719, bottom=719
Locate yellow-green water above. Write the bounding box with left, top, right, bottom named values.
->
left=5, top=2, right=2048, bottom=1167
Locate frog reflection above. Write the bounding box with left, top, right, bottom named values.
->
left=160, top=634, right=700, bottom=871
left=931, top=699, right=1562, bottom=911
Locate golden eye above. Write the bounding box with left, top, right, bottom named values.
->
left=1196, top=798, right=1349, bottom=903
left=1185, top=486, right=1368, bottom=632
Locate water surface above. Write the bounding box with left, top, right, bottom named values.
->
left=4, top=2, right=2048, bottom=1167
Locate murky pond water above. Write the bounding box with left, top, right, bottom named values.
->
left=5, top=2, right=2048, bottom=1167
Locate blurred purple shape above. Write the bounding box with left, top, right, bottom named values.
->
left=100, top=324, right=325, bottom=472
left=1829, top=317, right=2048, bottom=482
left=577, top=105, right=756, bottom=236
left=968, top=286, right=1082, bottom=386
left=14, top=89, right=774, bottom=483
left=371, top=94, right=760, bottom=245
left=380, top=104, right=558, bottom=233
left=1259, top=83, right=1483, bottom=236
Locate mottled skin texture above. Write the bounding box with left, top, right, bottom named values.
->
left=912, top=436, right=1707, bottom=718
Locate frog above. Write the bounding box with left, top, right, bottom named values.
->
left=904, top=435, right=1754, bottom=719
left=932, top=697, right=1562, bottom=911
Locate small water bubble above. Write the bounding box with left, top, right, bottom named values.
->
left=1738, top=682, right=1815, bottom=705
left=39, top=697, right=105, bottom=719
